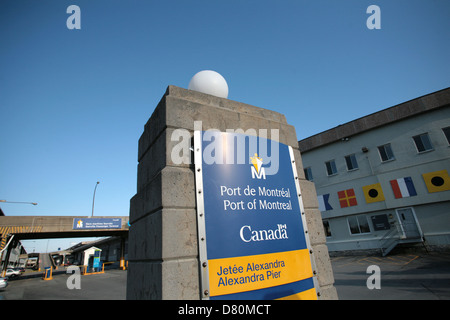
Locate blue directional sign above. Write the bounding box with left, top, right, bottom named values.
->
left=93, top=250, right=101, bottom=269
left=194, top=131, right=319, bottom=300
left=72, top=218, right=122, bottom=230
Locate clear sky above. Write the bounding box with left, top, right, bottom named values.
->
left=1, top=1, right=449, bottom=252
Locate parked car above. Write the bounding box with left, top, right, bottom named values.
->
left=13, top=267, right=25, bottom=273
left=5, top=269, right=21, bottom=278
left=0, top=277, right=8, bottom=289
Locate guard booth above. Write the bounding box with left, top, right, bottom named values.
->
left=85, top=247, right=102, bottom=273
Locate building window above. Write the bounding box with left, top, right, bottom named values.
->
left=377, top=143, right=395, bottom=162
left=443, top=127, right=450, bottom=145
left=413, top=133, right=433, bottom=153
left=304, top=167, right=313, bottom=181
left=345, top=154, right=358, bottom=171
left=323, top=220, right=331, bottom=237
left=325, top=160, right=337, bottom=176
left=347, top=215, right=371, bottom=235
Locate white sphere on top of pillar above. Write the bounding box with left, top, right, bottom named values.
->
left=188, top=70, right=229, bottom=99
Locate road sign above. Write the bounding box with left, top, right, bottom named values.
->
left=72, top=218, right=122, bottom=230
left=194, top=131, right=319, bottom=300
left=93, top=249, right=101, bottom=269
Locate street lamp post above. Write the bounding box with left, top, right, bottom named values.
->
left=91, top=181, right=100, bottom=217
left=0, top=200, right=37, bottom=205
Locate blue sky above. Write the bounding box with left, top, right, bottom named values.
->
left=1, top=1, right=449, bottom=252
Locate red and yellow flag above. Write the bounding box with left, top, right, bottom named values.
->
left=338, top=189, right=357, bottom=208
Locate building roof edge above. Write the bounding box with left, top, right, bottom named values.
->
left=298, top=87, right=450, bottom=153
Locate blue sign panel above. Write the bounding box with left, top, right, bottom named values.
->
left=72, top=218, right=122, bottom=230
left=93, top=250, right=101, bottom=269
left=195, top=131, right=318, bottom=300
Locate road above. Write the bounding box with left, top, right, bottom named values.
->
left=331, top=251, right=450, bottom=300
left=2, top=252, right=449, bottom=300
left=0, top=268, right=127, bottom=300
left=40, top=253, right=53, bottom=269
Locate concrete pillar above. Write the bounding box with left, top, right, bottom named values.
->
left=126, top=85, right=337, bottom=299
left=119, top=236, right=126, bottom=270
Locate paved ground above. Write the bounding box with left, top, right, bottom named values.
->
left=2, top=252, right=449, bottom=300
left=331, top=251, right=450, bottom=300
left=0, top=268, right=127, bottom=300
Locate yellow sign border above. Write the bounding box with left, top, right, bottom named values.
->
left=208, top=249, right=313, bottom=297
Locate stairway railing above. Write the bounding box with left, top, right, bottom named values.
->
left=379, top=222, right=401, bottom=256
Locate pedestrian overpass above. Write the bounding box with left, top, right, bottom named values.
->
left=0, top=216, right=129, bottom=274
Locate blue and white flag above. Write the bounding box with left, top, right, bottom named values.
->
left=317, top=194, right=333, bottom=211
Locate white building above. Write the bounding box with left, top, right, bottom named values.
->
left=299, top=88, right=450, bottom=255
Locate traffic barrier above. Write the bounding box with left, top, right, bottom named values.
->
left=103, top=260, right=128, bottom=270
left=120, top=259, right=127, bottom=270
left=81, top=263, right=104, bottom=276
left=43, top=267, right=53, bottom=280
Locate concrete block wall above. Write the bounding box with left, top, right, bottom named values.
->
left=126, top=85, right=337, bottom=299
left=298, top=179, right=338, bottom=299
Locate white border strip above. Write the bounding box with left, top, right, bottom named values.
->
left=289, top=146, right=321, bottom=299
left=194, top=130, right=210, bottom=300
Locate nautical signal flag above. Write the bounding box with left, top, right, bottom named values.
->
left=422, top=169, right=450, bottom=193
left=317, top=194, right=333, bottom=211
left=338, top=189, right=357, bottom=208
left=390, top=177, right=417, bottom=199
left=362, top=183, right=385, bottom=203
